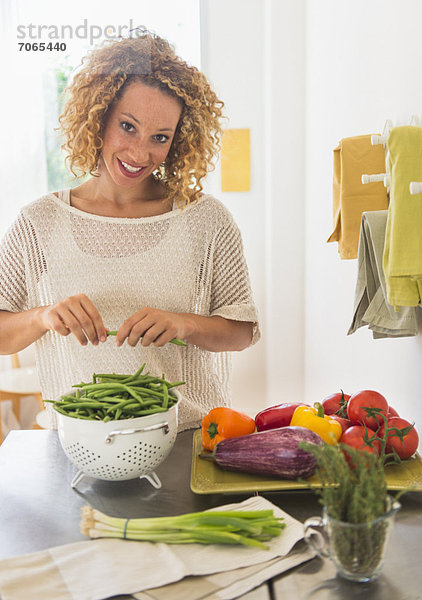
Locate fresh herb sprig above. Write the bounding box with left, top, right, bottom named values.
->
left=299, top=405, right=415, bottom=577
left=299, top=442, right=388, bottom=523
left=299, top=440, right=405, bottom=576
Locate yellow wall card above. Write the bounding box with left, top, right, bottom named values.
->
left=221, top=128, right=251, bottom=192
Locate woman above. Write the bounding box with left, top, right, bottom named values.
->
left=0, top=29, right=260, bottom=430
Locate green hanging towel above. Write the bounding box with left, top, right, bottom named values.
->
left=348, top=210, right=417, bottom=338
left=383, top=126, right=422, bottom=307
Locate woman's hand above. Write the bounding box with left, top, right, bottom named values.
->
left=40, top=294, right=107, bottom=346
left=115, top=307, right=190, bottom=347
left=115, top=308, right=254, bottom=352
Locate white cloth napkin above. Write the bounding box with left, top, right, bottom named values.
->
left=133, top=540, right=314, bottom=600
left=0, top=496, right=314, bottom=600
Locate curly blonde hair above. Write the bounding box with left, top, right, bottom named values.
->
left=58, top=28, right=225, bottom=206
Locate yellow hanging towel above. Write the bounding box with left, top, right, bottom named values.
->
left=327, top=135, right=388, bottom=259
left=383, top=126, right=422, bottom=307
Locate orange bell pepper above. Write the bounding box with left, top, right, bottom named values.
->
left=201, top=407, right=256, bottom=451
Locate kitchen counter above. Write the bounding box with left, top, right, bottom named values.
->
left=0, top=429, right=421, bottom=599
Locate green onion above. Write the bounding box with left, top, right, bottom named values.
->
left=80, top=507, right=286, bottom=549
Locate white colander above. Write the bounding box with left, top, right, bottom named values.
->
left=56, top=390, right=181, bottom=489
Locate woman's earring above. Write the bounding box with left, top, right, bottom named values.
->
left=153, top=162, right=166, bottom=179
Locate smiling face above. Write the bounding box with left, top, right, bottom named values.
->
left=99, top=81, right=183, bottom=191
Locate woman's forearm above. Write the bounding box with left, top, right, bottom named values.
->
left=0, top=307, right=255, bottom=354
left=0, top=308, right=48, bottom=354
left=181, top=314, right=254, bottom=352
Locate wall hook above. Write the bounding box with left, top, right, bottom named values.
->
left=371, top=119, right=393, bottom=146
left=409, top=182, right=422, bottom=195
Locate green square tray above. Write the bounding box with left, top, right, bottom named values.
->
left=190, top=429, right=422, bottom=494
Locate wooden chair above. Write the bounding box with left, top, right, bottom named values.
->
left=0, top=354, right=44, bottom=443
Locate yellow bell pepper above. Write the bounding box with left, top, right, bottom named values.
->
left=290, top=403, right=342, bottom=445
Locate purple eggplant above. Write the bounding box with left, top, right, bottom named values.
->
left=200, top=426, right=323, bottom=479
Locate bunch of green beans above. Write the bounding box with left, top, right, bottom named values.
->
left=45, top=364, right=184, bottom=422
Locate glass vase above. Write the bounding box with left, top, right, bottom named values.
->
left=304, top=496, right=401, bottom=583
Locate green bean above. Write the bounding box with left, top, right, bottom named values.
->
left=75, top=382, right=128, bottom=392
left=124, top=399, right=166, bottom=412
left=124, top=387, right=144, bottom=403
left=59, top=408, right=93, bottom=420
left=167, top=381, right=185, bottom=389
left=96, top=375, right=135, bottom=385
left=61, top=401, right=107, bottom=410
left=94, top=365, right=146, bottom=381
left=139, top=398, right=167, bottom=408
left=168, top=337, right=187, bottom=346
left=162, top=384, right=169, bottom=410
left=130, top=376, right=164, bottom=385
left=106, top=331, right=187, bottom=346
left=131, top=406, right=169, bottom=415
left=51, top=404, right=70, bottom=415
left=72, top=393, right=101, bottom=401
left=89, top=395, right=127, bottom=403
left=117, top=365, right=148, bottom=383
left=107, top=400, right=140, bottom=413
left=88, top=389, right=126, bottom=400
left=94, top=374, right=125, bottom=381
left=136, top=387, right=166, bottom=400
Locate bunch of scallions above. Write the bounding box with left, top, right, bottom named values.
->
left=81, top=507, right=285, bottom=549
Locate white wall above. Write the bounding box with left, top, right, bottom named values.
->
left=264, top=0, right=306, bottom=408
left=200, top=0, right=306, bottom=416
left=202, top=0, right=422, bottom=435
left=200, top=0, right=267, bottom=416
left=305, top=0, right=422, bottom=434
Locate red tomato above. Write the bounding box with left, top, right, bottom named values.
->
left=387, top=405, right=400, bottom=418
left=341, top=425, right=381, bottom=457
left=331, top=414, right=351, bottom=434
left=379, top=417, right=419, bottom=460
left=321, top=390, right=351, bottom=418
left=347, top=390, right=388, bottom=430
left=254, top=403, right=309, bottom=432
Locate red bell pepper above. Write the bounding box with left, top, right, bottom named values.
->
left=255, top=402, right=309, bottom=432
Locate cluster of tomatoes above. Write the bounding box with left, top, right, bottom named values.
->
left=321, top=389, right=419, bottom=460
left=254, top=390, right=419, bottom=461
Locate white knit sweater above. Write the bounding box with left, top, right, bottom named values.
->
left=0, top=189, right=260, bottom=430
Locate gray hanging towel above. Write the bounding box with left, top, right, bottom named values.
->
left=348, top=210, right=417, bottom=338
